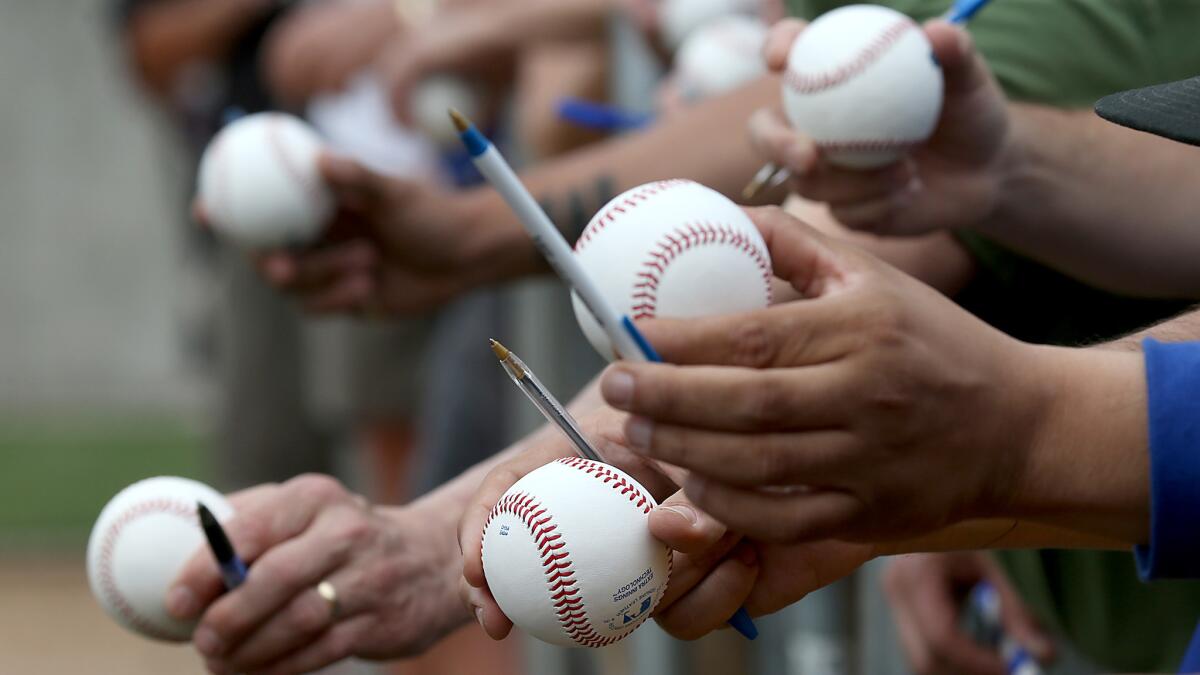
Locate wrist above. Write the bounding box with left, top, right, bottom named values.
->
left=999, top=344, right=1149, bottom=542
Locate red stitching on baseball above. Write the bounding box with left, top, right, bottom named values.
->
left=486, top=491, right=628, bottom=648
left=265, top=116, right=327, bottom=217
left=96, top=498, right=198, bottom=640
left=631, top=221, right=773, bottom=320
left=816, top=138, right=922, bottom=152
left=783, top=17, right=914, bottom=95
left=483, top=459, right=670, bottom=648
left=574, top=179, right=693, bottom=252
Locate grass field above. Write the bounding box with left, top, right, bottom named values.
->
left=0, top=413, right=211, bottom=551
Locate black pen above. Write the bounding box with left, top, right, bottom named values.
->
left=198, top=501, right=247, bottom=589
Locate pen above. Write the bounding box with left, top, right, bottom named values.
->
left=490, top=339, right=605, bottom=463
left=448, top=109, right=659, bottom=363
left=741, top=0, right=996, bottom=199
left=198, top=501, right=247, bottom=590
left=970, top=581, right=1043, bottom=675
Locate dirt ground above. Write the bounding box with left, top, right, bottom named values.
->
left=0, top=556, right=377, bottom=674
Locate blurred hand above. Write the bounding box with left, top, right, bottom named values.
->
left=239, top=154, right=519, bottom=315
left=168, top=476, right=467, bottom=675
left=456, top=406, right=766, bottom=642
left=599, top=206, right=1047, bottom=543
left=262, top=0, right=401, bottom=106
left=748, top=19, right=1011, bottom=235
left=884, top=553, right=1054, bottom=675
left=378, top=8, right=516, bottom=124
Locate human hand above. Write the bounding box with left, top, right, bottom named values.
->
left=168, top=475, right=468, bottom=675
left=599, top=206, right=1050, bottom=543
left=884, top=552, right=1054, bottom=675
left=377, top=7, right=515, bottom=124
left=261, top=0, right=401, bottom=106
left=457, top=406, right=763, bottom=641
left=236, top=153, right=527, bottom=315
left=747, top=18, right=1012, bottom=235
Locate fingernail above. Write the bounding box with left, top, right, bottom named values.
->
left=602, top=369, right=635, bottom=407
left=736, top=543, right=758, bottom=567
left=193, top=627, right=224, bottom=657
left=658, top=504, right=698, bottom=526
left=165, top=586, right=196, bottom=619
left=625, top=416, right=653, bottom=451
left=474, top=607, right=486, bottom=629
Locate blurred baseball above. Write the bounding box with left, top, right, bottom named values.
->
left=571, top=179, right=773, bottom=360
left=86, top=476, right=234, bottom=642
left=197, top=112, right=333, bottom=249
left=410, top=75, right=483, bottom=146
left=781, top=4, right=943, bottom=169
left=674, top=15, right=768, bottom=101
left=481, top=458, right=671, bottom=648
left=659, top=0, right=760, bottom=50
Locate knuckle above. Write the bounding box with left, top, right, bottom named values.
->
left=290, top=595, right=332, bottom=634
left=739, top=378, right=792, bottom=429
left=289, top=474, right=347, bottom=504
left=727, top=318, right=777, bottom=369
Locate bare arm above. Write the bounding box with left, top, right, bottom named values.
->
left=123, top=0, right=275, bottom=95
left=977, top=106, right=1200, bottom=298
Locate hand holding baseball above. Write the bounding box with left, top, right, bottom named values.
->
left=249, top=154, right=512, bottom=315
left=167, top=476, right=467, bottom=674
left=458, top=405, right=763, bottom=644
left=749, top=18, right=1011, bottom=235
left=598, top=206, right=1055, bottom=544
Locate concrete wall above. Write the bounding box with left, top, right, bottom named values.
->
left=0, top=1, right=196, bottom=410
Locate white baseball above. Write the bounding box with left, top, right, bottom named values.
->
left=481, top=458, right=671, bottom=648
left=659, top=0, right=761, bottom=50
left=86, top=476, right=235, bottom=642
left=410, top=75, right=483, bottom=146
left=197, top=112, right=334, bottom=249
left=781, top=4, right=943, bottom=169
left=571, top=180, right=773, bottom=360
left=673, top=15, right=768, bottom=102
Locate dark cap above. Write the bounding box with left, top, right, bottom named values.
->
left=1095, top=75, right=1200, bottom=146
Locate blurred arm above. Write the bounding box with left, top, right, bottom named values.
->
left=980, top=105, right=1200, bottom=298
left=122, top=0, right=275, bottom=95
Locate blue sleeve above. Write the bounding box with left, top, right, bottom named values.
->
left=1135, top=338, right=1200, bottom=579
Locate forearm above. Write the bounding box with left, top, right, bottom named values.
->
left=483, top=0, right=616, bottom=46
left=978, top=104, right=1200, bottom=297
left=125, top=0, right=273, bottom=95
left=460, top=75, right=781, bottom=281
left=875, top=518, right=1129, bottom=557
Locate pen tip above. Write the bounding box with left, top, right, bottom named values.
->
left=448, top=108, right=470, bottom=133
left=489, top=338, right=509, bottom=360
left=197, top=501, right=216, bottom=526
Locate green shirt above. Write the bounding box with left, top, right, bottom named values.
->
left=786, top=1, right=1200, bottom=671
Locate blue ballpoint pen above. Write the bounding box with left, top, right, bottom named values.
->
left=198, top=501, right=247, bottom=590
left=970, top=581, right=1043, bottom=675
left=452, top=110, right=757, bottom=641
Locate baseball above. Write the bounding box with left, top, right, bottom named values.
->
left=659, top=0, right=761, bottom=50
left=481, top=458, right=671, bottom=648
left=571, top=179, right=773, bottom=360
left=781, top=4, right=943, bottom=169
left=86, top=476, right=235, bottom=642
left=674, top=14, right=769, bottom=102
left=410, top=75, right=483, bottom=146
left=196, top=112, right=334, bottom=249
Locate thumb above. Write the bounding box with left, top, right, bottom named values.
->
left=924, top=20, right=993, bottom=98
left=319, top=152, right=407, bottom=213
left=762, top=18, right=807, bottom=72
left=649, top=490, right=727, bottom=554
